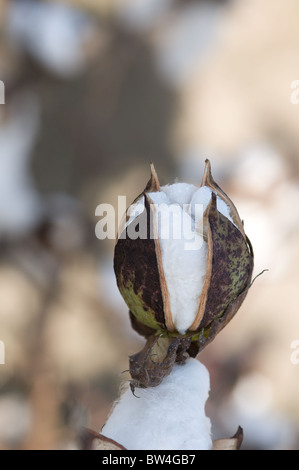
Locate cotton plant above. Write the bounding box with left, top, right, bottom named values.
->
left=95, top=160, right=254, bottom=450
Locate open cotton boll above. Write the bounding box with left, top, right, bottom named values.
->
left=149, top=185, right=207, bottom=334
left=121, top=180, right=240, bottom=335
left=101, top=358, right=212, bottom=450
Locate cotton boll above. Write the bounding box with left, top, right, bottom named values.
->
left=114, top=160, right=253, bottom=374
left=101, top=358, right=212, bottom=450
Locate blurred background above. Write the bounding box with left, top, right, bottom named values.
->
left=0, top=0, right=299, bottom=450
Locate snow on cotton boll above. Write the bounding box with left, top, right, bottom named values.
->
left=114, top=160, right=254, bottom=390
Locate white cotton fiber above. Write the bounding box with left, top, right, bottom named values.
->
left=149, top=190, right=170, bottom=207
left=101, top=358, right=212, bottom=450
left=161, top=182, right=198, bottom=206
left=158, top=212, right=207, bottom=334
left=149, top=184, right=208, bottom=334
left=190, top=186, right=234, bottom=224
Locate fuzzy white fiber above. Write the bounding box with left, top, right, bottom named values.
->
left=149, top=184, right=207, bottom=334
left=101, top=358, right=212, bottom=450
left=149, top=183, right=234, bottom=334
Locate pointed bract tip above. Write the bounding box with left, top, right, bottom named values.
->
left=200, top=159, right=214, bottom=187
left=145, top=162, right=161, bottom=192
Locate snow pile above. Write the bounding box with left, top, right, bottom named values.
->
left=101, top=358, right=212, bottom=450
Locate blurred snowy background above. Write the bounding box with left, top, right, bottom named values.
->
left=0, top=0, right=299, bottom=450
